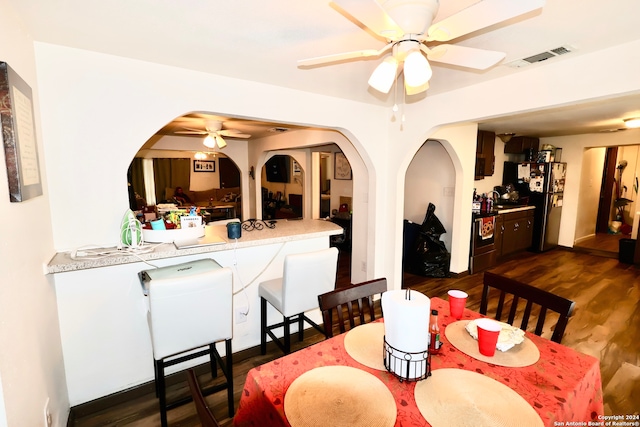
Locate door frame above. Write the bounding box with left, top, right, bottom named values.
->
left=596, top=146, right=618, bottom=233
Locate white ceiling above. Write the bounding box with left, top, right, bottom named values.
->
left=9, top=0, right=640, bottom=138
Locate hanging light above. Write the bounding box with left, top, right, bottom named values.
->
left=403, top=49, right=432, bottom=94
left=215, top=135, right=227, bottom=148
left=203, top=133, right=227, bottom=149
left=405, top=79, right=429, bottom=95
left=368, top=56, right=399, bottom=94
left=624, top=118, right=640, bottom=129
left=203, top=134, right=217, bottom=148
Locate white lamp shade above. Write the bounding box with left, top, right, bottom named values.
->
left=203, top=134, right=216, bottom=148
left=625, top=118, right=640, bottom=129
left=215, top=135, right=227, bottom=148
left=404, top=50, right=432, bottom=88
left=368, top=56, right=398, bottom=94
left=405, top=79, right=429, bottom=95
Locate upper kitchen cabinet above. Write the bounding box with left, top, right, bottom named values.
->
left=475, top=130, right=495, bottom=179
left=504, top=136, right=539, bottom=155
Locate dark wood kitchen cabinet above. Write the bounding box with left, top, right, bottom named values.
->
left=498, top=209, right=534, bottom=257
left=504, top=136, right=539, bottom=154
left=475, top=130, right=496, bottom=179
left=494, top=214, right=504, bottom=256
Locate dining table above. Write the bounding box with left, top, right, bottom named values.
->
left=233, top=297, right=604, bottom=427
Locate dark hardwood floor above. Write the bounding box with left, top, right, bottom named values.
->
left=71, top=243, right=640, bottom=426
left=573, top=231, right=631, bottom=258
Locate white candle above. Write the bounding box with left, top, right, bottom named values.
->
left=382, top=289, right=430, bottom=379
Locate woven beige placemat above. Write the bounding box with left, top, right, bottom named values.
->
left=415, top=368, right=544, bottom=427
left=284, top=366, right=397, bottom=427
left=343, top=323, right=386, bottom=371
left=445, top=320, right=540, bottom=367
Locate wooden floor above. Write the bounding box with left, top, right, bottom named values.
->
left=71, top=245, right=640, bottom=426
left=573, top=231, right=632, bottom=257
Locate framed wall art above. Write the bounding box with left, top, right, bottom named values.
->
left=334, top=152, right=352, bottom=180
left=1, top=62, right=43, bottom=202
left=194, top=159, right=215, bottom=172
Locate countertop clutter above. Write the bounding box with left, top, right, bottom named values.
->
left=46, top=219, right=343, bottom=274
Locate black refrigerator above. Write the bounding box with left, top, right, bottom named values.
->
left=503, top=161, right=567, bottom=252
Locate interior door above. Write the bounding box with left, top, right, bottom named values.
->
left=596, top=147, right=618, bottom=233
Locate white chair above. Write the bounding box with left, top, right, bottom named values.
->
left=146, top=261, right=234, bottom=427
left=259, top=247, right=339, bottom=354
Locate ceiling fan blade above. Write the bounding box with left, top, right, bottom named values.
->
left=298, top=43, right=392, bottom=67
left=219, top=130, right=251, bottom=138
left=332, top=0, right=404, bottom=40
left=175, top=130, right=207, bottom=135
left=426, top=0, right=545, bottom=42
left=424, top=44, right=506, bottom=70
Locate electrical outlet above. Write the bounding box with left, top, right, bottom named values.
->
left=44, top=397, right=52, bottom=427
left=361, top=261, right=367, bottom=272
left=235, top=306, right=248, bottom=324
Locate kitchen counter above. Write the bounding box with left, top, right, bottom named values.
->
left=493, top=205, right=536, bottom=214
left=47, top=218, right=343, bottom=274
left=472, top=204, right=535, bottom=218
left=51, top=217, right=344, bottom=406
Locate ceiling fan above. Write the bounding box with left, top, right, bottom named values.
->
left=298, top=0, right=545, bottom=95
left=174, top=120, right=251, bottom=149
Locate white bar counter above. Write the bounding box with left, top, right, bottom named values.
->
left=49, top=219, right=343, bottom=406
left=47, top=218, right=342, bottom=273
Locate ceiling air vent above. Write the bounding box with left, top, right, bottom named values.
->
left=269, top=127, right=290, bottom=133
left=505, top=44, right=576, bottom=68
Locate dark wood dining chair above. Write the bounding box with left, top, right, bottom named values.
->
left=480, top=271, right=576, bottom=344
left=185, top=369, right=222, bottom=427
left=317, top=278, right=388, bottom=338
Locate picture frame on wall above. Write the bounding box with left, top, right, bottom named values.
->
left=0, top=62, right=43, bottom=202
left=334, top=152, right=352, bottom=180
left=194, top=159, right=215, bottom=172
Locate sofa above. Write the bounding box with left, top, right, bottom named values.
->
left=164, top=187, right=241, bottom=212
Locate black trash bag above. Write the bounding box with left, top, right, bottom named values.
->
left=405, top=203, right=451, bottom=278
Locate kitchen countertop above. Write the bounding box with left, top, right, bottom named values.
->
left=46, top=218, right=343, bottom=274
left=493, top=205, right=536, bottom=214
left=473, top=205, right=535, bottom=218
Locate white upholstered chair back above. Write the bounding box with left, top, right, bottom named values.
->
left=148, top=267, right=233, bottom=361
left=280, top=247, right=339, bottom=317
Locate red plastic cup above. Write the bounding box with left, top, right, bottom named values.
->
left=475, top=318, right=502, bottom=357
left=448, top=290, right=468, bottom=320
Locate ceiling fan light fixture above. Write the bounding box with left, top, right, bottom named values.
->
left=215, top=134, right=227, bottom=148
left=624, top=118, right=640, bottom=129
left=403, top=50, right=432, bottom=88
left=203, top=134, right=217, bottom=148
left=405, top=79, right=429, bottom=95
left=497, top=133, right=516, bottom=143
left=368, top=56, right=398, bottom=94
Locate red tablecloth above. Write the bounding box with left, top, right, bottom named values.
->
left=233, top=297, right=603, bottom=426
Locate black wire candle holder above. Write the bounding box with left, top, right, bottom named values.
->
left=241, top=219, right=277, bottom=231
left=383, top=336, right=432, bottom=382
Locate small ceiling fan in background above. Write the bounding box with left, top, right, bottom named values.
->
left=174, top=120, right=251, bottom=149
left=298, top=0, right=545, bottom=95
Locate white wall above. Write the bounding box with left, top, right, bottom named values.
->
left=0, top=0, right=68, bottom=425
